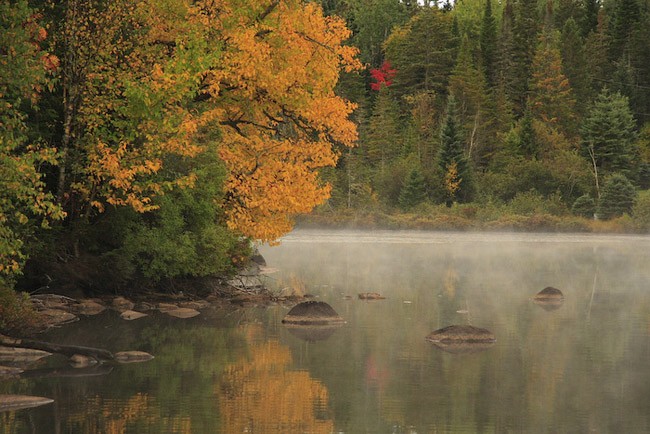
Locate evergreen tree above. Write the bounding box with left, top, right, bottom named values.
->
left=398, top=165, right=427, bottom=209
left=384, top=7, right=457, bottom=100
left=511, top=0, right=540, bottom=115
left=364, top=86, right=403, bottom=168
left=480, top=0, right=498, bottom=88
left=608, top=0, right=640, bottom=61
left=438, top=95, right=474, bottom=204
left=518, top=107, right=538, bottom=158
left=572, top=194, right=596, bottom=217
left=581, top=0, right=599, bottom=36
left=598, top=173, right=636, bottom=219
left=449, top=35, right=489, bottom=167
left=528, top=30, right=576, bottom=137
left=581, top=89, right=638, bottom=184
left=560, top=18, right=589, bottom=115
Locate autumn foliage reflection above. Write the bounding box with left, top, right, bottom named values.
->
left=220, top=327, right=333, bottom=433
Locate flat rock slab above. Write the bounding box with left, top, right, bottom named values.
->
left=157, top=303, right=178, bottom=312
left=39, top=309, right=78, bottom=325
left=75, top=300, right=106, bottom=315
left=0, top=395, right=54, bottom=412
left=114, top=351, right=154, bottom=364
left=358, top=292, right=386, bottom=300
left=178, top=300, right=210, bottom=310
left=0, top=365, right=24, bottom=376
left=120, top=310, right=148, bottom=321
left=0, top=347, right=51, bottom=363
left=164, top=308, right=200, bottom=319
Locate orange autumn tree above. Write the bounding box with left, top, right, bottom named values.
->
left=199, top=0, right=361, bottom=241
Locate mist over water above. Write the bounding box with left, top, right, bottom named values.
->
left=4, top=229, right=650, bottom=433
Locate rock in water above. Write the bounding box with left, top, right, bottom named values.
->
left=426, top=325, right=496, bottom=354
left=164, top=308, right=200, bottom=319
left=114, top=351, right=154, bottom=363
left=358, top=292, right=386, bottom=300
left=282, top=301, right=345, bottom=325
left=0, top=395, right=54, bottom=412
left=533, top=286, right=564, bottom=301
left=120, top=310, right=148, bottom=321
left=533, top=287, right=564, bottom=310
left=426, top=325, right=496, bottom=343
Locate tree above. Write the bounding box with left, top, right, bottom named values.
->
left=560, top=18, right=589, bottom=115
left=479, top=0, right=498, bottom=88
left=598, top=173, right=636, bottom=219
left=384, top=7, right=457, bottom=101
left=581, top=90, right=638, bottom=186
left=572, top=194, right=595, bottom=218
left=510, top=0, right=540, bottom=115
left=0, top=1, right=63, bottom=283
left=438, top=95, right=474, bottom=204
left=528, top=30, right=576, bottom=138
left=398, top=164, right=427, bottom=209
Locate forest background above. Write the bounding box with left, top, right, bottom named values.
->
left=2, top=0, right=650, bottom=319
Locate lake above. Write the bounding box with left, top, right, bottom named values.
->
left=2, top=229, right=650, bottom=433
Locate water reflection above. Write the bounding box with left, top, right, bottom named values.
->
left=3, top=230, right=650, bottom=433
left=220, top=325, right=334, bottom=433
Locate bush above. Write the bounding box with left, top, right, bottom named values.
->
left=0, top=285, right=35, bottom=332
left=598, top=174, right=636, bottom=219
left=632, top=190, right=650, bottom=231
left=572, top=194, right=596, bottom=218
left=508, top=190, right=568, bottom=216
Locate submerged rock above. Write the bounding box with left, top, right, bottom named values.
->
left=114, top=351, right=154, bottom=364
left=282, top=301, right=345, bottom=325
left=0, top=395, right=54, bottom=412
left=69, top=354, right=98, bottom=368
left=75, top=300, right=106, bottom=316
left=358, top=292, right=386, bottom=300
left=426, top=325, right=496, bottom=344
left=112, top=297, right=135, bottom=312
left=38, top=309, right=78, bottom=326
left=164, top=308, right=200, bottom=319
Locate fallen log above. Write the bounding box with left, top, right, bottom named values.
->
left=0, top=334, right=114, bottom=362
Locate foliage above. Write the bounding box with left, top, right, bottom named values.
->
left=0, top=286, right=35, bottom=332
left=370, top=61, right=397, bottom=91
left=632, top=189, right=650, bottom=231
left=598, top=173, right=636, bottom=220
left=0, top=1, right=64, bottom=282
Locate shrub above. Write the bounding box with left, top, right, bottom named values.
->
left=598, top=174, right=636, bottom=219
left=632, top=190, right=650, bottom=231
left=0, top=285, right=35, bottom=332
left=572, top=194, right=596, bottom=218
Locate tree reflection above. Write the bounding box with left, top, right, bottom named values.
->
left=220, top=326, right=333, bottom=434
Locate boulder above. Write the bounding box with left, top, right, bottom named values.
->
left=112, top=296, right=135, bottom=311
left=533, top=287, right=564, bottom=310
left=114, top=351, right=154, bottom=364
left=426, top=325, right=496, bottom=354
left=426, top=325, right=496, bottom=343
left=0, top=395, right=54, bottom=412
left=157, top=302, right=178, bottom=312
left=533, top=286, right=564, bottom=301
left=282, top=301, right=345, bottom=325
left=39, top=309, right=78, bottom=326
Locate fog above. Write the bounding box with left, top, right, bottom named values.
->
left=259, top=229, right=650, bottom=433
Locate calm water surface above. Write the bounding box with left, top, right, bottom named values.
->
left=3, top=230, right=650, bottom=433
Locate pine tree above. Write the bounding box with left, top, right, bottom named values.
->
left=560, top=18, right=589, bottom=115
left=518, top=107, right=538, bottom=158
left=438, top=95, right=474, bottom=204
left=581, top=89, right=638, bottom=185
left=365, top=86, right=403, bottom=168
left=598, top=173, right=636, bottom=219
left=480, top=0, right=498, bottom=88
left=528, top=30, right=576, bottom=137
left=511, top=0, right=540, bottom=115
left=608, top=0, right=640, bottom=62
left=398, top=165, right=427, bottom=209
left=581, top=0, right=599, bottom=36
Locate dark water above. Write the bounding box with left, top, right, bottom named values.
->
left=3, top=230, right=650, bottom=433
